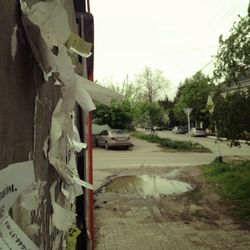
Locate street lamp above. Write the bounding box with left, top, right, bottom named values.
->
left=183, top=108, right=193, bottom=136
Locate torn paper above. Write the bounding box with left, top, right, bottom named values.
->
left=0, top=216, right=39, bottom=250
left=65, top=33, right=92, bottom=58
left=49, top=157, right=93, bottom=190
left=43, top=136, right=49, bottom=158
left=76, top=82, right=96, bottom=112
left=50, top=182, right=76, bottom=231
left=11, top=25, right=18, bottom=61
left=55, top=47, right=75, bottom=88
left=72, top=140, right=87, bottom=153
left=0, top=161, right=34, bottom=219
left=21, top=16, right=57, bottom=76
left=50, top=98, right=65, bottom=145
left=75, top=74, right=123, bottom=106
left=21, top=0, right=71, bottom=46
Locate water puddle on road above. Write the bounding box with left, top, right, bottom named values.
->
left=105, top=175, right=193, bottom=197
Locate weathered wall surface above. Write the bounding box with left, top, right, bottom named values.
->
left=0, top=0, right=36, bottom=167
left=0, top=1, right=62, bottom=248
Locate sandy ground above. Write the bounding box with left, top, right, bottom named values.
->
left=94, top=165, right=250, bottom=250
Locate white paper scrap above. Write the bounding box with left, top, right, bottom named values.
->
left=55, top=47, right=76, bottom=89
left=73, top=177, right=93, bottom=190
left=76, top=83, right=96, bottom=112
left=23, top=1, right=71, bottom=46
left=21, top=16, right=57, bottom=76
left=50, top=182, right=76, bottom=231
left=0, top=216, right=39, bottom=250
left=43, top=136, right=49, bottom=158
left=49, top=157, right=75, bottom=185
left=11, top=25, right=18, bottom=61
left=20, top=185, right=39, bottom=211
left=0, top=161, right=34, bottom=219
left=50, top=99, right=64, bottom=145
left=75, top=74, right=123, bottom=106
left=72, top=140, right=87, bottom=152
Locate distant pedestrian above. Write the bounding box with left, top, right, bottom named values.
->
left=151, top=126, right=155, bottom=134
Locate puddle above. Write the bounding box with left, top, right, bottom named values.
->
left=105, top=175, right=193, bottom=197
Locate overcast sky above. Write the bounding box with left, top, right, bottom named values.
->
left=91, top=0, right=249, bottom=99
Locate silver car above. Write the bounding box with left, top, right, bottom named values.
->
left=190, top=127, right=206, bottom=137
left=95, top=129, right=133, bottom=149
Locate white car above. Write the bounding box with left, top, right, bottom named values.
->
left=95, top=129, right=133, bottom=149
left=190, top=128, right=206, bottom=137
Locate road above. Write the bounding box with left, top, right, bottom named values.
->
left=94, top=130, right=250, bottom=170
left=156, top=129, right=250, bottom=157
left=93, top=130, right=250, bottom=189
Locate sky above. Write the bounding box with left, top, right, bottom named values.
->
left=90, top=0, right=249, bottom=99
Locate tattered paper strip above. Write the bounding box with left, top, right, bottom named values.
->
left=0, top=161, right=35, bottom=219
left=50, top=182, right=76, bottom=231
left=55, top=47, right=76, bottom=89
left=11, top=25, right=18, bottom=61
left=20, top=0, right=71, bottom=46
left=50, top=98, right=65, bottom=145
left=21, top=16, right=57, bottom=77
left=0, top=216, right=39, bottom=250
left=20, top=181, right=46, bottom=212
left=76, top=83, right=96, bottom=112
left=0, top=161, right=38, bottom=249
left=65, top=33, right=92, bottom=58
left=75, top=74, right=123, bottom=106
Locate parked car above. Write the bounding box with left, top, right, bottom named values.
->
left=95, top=129, right=133, bottom=149
left=172, top=126, right=186, bottom=134
left=190, top=127, right=206, bottom=137
left=153, top=125, right=161, bottom=131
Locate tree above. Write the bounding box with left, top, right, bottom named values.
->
left=173, top=71, right=215, bottom=127
left=158, top=96, right=176, bottom=127
left=93, top=76, right=142, bottom=130
left=213, top=11, right=250, bottom=85
left=212, top=88, right=250, bottom=144
left=135, top=101, right=168, bottom=128
left=93, top=101, right=133, bottom=130
left=135, top=66, right=169, bottom=102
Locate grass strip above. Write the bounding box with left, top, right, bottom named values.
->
left=203, top=159, right=250, bottom=218
left=130, top=131, right=206, bottom=151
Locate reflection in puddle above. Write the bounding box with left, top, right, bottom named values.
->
left=105, top=175, right=193, bottom=197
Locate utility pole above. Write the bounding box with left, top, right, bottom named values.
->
left=183, top=108, right=193, bottom=136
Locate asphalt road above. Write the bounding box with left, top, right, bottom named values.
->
left=156, top=130, right=250, bottom=157
left=93, top=130, right=250, bottom=171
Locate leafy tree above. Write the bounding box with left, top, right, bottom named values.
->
left=213, top=10, right=250, bottom=84
left=93, top=100, right=133, bottom=130
left=135, top=102, right=168, bottom=127
left=135, top=66, right=169, bottom=102
left=158, top=96, right=176, bottom=127
left=212, top=88, right=250, bottom=144
left=173, top=71, right=215, bottom=127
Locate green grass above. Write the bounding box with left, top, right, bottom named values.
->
left=203, top=159, right=250, bottom=218
left=130, top=131, right=206, bottom=151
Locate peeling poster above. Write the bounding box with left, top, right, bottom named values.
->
left=0, top=161, right=39, bottom=250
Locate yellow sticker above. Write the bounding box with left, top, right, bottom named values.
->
left=65, top=33, right=92, bottom=58
left=67, top=226, right=81, bottom=250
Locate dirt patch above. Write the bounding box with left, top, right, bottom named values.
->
left=94, top=166, right=250, bottom=249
